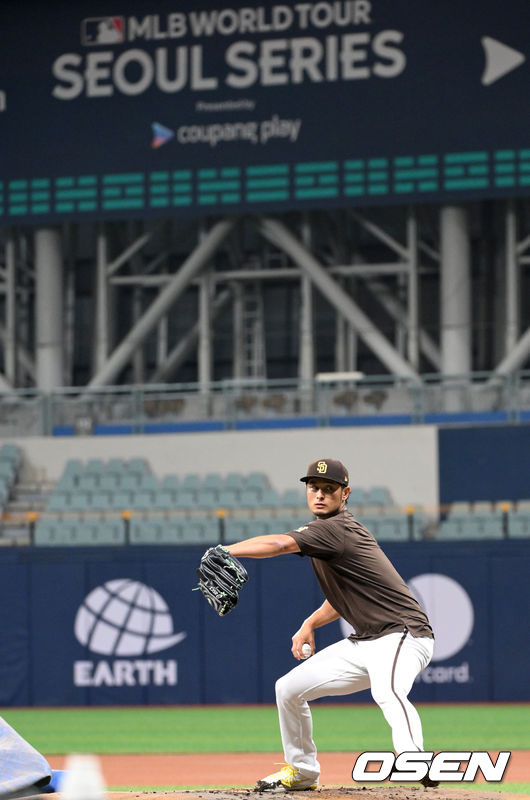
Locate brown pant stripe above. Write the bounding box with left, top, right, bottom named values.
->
left=391, top=631, right=420, bottom=751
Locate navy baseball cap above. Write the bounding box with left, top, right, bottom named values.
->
left=300, top=459, right=349, bottom=487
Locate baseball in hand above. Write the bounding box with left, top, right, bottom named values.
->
left=301, top=643, right=312, bottom=659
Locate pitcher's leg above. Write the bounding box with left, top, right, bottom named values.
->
left=366, top=633, right=433, bottom=754
left=275, top=639, right=370, bottom=780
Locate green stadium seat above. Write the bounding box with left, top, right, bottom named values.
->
left=98, top=519, right=126, bottom=544
left=138, top=475, right=159, bottom=492
left=119, top=474, right=140, bottom=491
left=365, top=486, right=392, bottom=506
left=197, top=492, right=222, bottom=510
left=438, top=519, right=461, bottom=539
left=57, top=474, right=78, bottom=492
left=161, top=475, right=180, bottom=491
left=152, top=490, right=176, bottom=510
left=246, top=472, right=271, bottom=491
left=47, top=493, right=69, bottom=512
left=129, top=491, right=154, bottom=510
left=216, top=489, right=240, bottom=509
left=258, top=489, right=281, bottom=508
left=130, top=518, right=163, bottom=544
left=158, top=521, right=185, bottom=544
left=224, top=519, right=249, bottom=543
left=68, top=492, right=92, bottom=512
left=239, top=488, right=262, bottom=508
left=110, top=490, right=133, bottom=510
left=349, top=487, right=367, bottom=506
left=0, top=444, right=21, bottom=466
left=106, top=458, right=127, bottom=475
left=247, top=519, right=271, bottom=536
left=377, top=514, right=409, bottom=541
left=202, top=473, right=223, bottom=491
left=99, top=474, right=120, bottom=492
left=34, top=520, right=72, bottom=546
left=174, top=490, right=198, bottom=510
left=507, top=510, right=530, bottom=538
left=78, top=475, right=99, bottom=492
left=70, top=521, right=99, bottom=545
left=0, top=463, right=15, bottom=484
left=63, top=459, right=84, bottom=477
left=126, top=458, right=150, bottom=475
left=178, top=519, right=219, bottom=545
left=182, top=474, right=202, bottom=491
left=280, top=489, right=305, bottom=507
left=224, top=473, right=246, bottom=491
left=90, top=492, right=113, bottom=511
left=85, top=459, right=105, bottom=475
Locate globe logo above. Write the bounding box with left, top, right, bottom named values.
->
left=74, top=579, right=187, bottom=656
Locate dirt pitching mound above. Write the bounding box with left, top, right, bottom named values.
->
left=106, top=787, right=528, bottom=800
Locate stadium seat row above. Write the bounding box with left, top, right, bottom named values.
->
left=33, top=515, right=311, bottom=547
left=47, top=486, right=306, bottom=512
left=438, top=509, right=530, bottom=539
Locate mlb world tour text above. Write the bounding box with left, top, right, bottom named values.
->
left=51, top=2, right=406, bottom=99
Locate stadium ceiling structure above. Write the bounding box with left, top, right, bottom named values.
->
left=0, top=198, right=529, bottom=393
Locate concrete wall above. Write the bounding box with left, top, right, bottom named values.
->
left=13, top=425, right=439, bottom=508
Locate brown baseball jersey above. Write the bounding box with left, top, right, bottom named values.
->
left=288, top=509, right=433, bottom=641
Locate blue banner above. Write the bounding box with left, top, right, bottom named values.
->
left=0, top=540, right=528, bottom=706
left=1, top=0, right=529, bottom=224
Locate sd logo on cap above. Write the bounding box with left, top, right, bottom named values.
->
left=300, top=459, right=349, bottom=486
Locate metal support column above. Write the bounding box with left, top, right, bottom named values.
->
left=407, top=208, right=420, bottom=370
left=63, top=226, right=76, bottom=386
left=505, top=200, right=519, bottom=354
left=440, top=206, right=471, bottom=374
left=94, top=223, right=110, bottom=373
left=299, top=217, right=314, bottom=383
left=4, top=232, right=16, bottom=385
left=132, top=287, right=145, bottom=383
left=232, top=282, right=244, bottom=380
left=198, top=271, right=213, bottom=390
left=35, top=227, right=64, bottom=390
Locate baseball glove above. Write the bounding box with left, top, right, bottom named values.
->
left=196, top=545, right=249, bottom=616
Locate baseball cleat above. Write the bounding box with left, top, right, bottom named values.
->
left=255, top=764, right=318, bottom=792
left=420, top=774, right=440, bottom=788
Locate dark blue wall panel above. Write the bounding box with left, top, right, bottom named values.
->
left=0, top=541, right=528, bottom=706
left=490, top=554, right=530, bottom=701
left=438, top=424, right=530, bottom=503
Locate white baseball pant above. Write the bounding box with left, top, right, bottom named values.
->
left=275, top=631, right=434, bottom=782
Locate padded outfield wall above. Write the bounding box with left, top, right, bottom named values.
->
left=0, top=539, right=528, bottom=706
left=1, top=422, right=529, bottom=706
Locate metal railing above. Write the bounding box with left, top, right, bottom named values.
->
left=0, top=370, right=528, bottom=436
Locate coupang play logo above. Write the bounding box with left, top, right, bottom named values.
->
left=73, top=579, right=187, bottom=687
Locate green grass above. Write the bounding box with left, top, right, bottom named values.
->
left=2, top=704, right=528, bottom=754
left=1, top=705, right=528, bottom=794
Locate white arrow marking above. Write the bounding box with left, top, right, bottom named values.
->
left=481, top=36, right=526, bottom=86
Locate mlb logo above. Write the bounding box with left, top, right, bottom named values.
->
left=81, top=17, right=125, bottom=46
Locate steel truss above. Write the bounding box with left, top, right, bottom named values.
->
left=0, top=199, right=529, bottom=391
